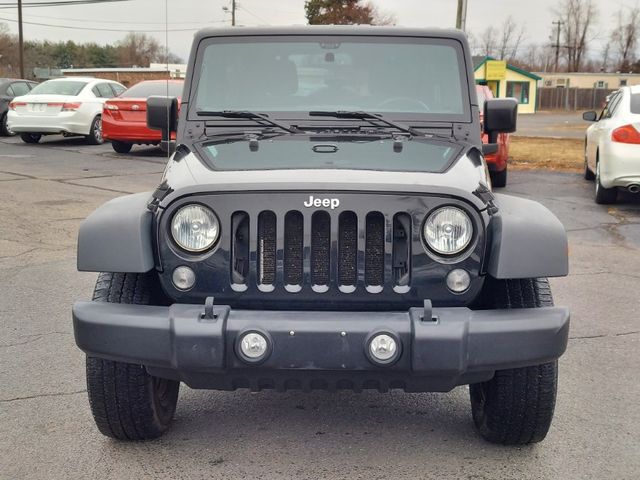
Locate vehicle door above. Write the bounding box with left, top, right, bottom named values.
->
left=587, top=91, right=622, bottom=170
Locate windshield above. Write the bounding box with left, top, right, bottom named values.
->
left=121, top=81, right=183, bottom=98
left=198, top=136, right=461, bottom=173
left=192, top=36, right=468, bottom=119
left=29, top=80, right=87, bottom=96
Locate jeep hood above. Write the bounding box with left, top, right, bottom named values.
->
left=159, top=147, right=489, bottom=210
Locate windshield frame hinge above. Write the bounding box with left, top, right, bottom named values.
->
left=147, top=180, right=174, bottom=212
left=473, top=183, right=499, bottom=215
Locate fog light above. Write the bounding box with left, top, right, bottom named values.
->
left=172, top=266, right=195, bottom=290
left=238, top=331, right=270, bottom=363
left=446, top=268, right=470, bottom=293
left=367, top=333, right=400, bottom=365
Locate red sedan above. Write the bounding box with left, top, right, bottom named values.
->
left=476, top=85, right=510, bottom=187
left=103, top=80, right=183, bottom=153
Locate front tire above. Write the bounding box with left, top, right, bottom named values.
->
left=85, top=115, right=103, bottom=145
left=111, top=141, right=133, bottom=153
left=85, top=272, right=179, bottom=440
left=20, top=132, right=41, bottom=144
left=0, top=112, right=15, bottom=136
left=470, top=278, right=558, bottom=445
left=584, top=141, right=595, bottom=180
left=490, top=166, right=507, bottom=188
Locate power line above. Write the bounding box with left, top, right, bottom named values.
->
left=0, top=15, right=224, bottom=31
left=0, top=10, right=219, bottom=25
left=0, top=0, right=129, bottom=8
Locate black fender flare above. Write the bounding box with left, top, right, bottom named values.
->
left=77, top=192, right=155, bottom=273
left=487, top=194, right=568, bottom=279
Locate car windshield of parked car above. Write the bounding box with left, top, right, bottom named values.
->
left=120, top=81, right=183, bottom=98
left=193, top=37, right=468, bottom=118
left=29, top=80, right=87, bottom=96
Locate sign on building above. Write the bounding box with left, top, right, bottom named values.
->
left=485, top=60, right=507, bottom=80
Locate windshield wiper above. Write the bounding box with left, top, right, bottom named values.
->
left=197, top=110, right=298, bottom=134
left=309, top=110, right=427, bottom=137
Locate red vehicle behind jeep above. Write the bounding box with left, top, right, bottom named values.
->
left=103, top=80, right=183, bottom=153
left=477, top=85, right=510, bottom=187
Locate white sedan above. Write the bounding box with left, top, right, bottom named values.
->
left=584, top=85, right=640, bottom=204
left=7, top=77, right=125, bottom=145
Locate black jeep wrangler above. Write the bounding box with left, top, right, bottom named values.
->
left=72, top=27, right=570, bottom=445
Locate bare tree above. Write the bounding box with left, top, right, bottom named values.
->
left=116, top=32, right=161, bottom=67
left=611, top=5, right=640, bottom=72
left=600, top=43, right=611, bottom=72
left=497, top=16, right=526, bottom=61
left=554, top=0, right=597, bottom=71
left=480, top=26, right=497, bottom=57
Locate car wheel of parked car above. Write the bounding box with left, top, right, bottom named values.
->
left=85, top=272, right=179, bottom=440
left=595, top=160, right=617, bottom=204
left=469, top=277, right=558, bottom=445
left=86, top=115, right=104, bottom=145
left=490, top=167, right=507, bottom=188
left=583, top=144, right=595, bottom=181
left=111, top=141, right=133, bottom=154
left=0, top=113, right=16, bottom=136
left=20, top=133, right=41, bottom=144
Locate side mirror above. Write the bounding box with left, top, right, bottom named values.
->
left=483, top=98, right=518, bottom=143
left=582, top=110, right=598, bottom=122
left=147, top=96, right=179, bottom=153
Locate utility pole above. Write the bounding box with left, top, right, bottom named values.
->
left=552, top=20, right=564, bottom=72
left=456, top=0, right=468, bottom=31
left=18, top=0, right=24, bottom=78
left=231, top=0, right=236, bottom=26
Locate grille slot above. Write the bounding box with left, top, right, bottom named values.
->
left=257, top=211, right=276, bottom=285
left=230, top=212, right=249, bottom=285
left=365, top=212, right=385, bottom=287
left=284, top=211, right=304, bottom=286
left=311, top=211, right=331, bottom=286
left=392, top=213, right=411, bottom=286
left=338, top=211, right=358, bottom=286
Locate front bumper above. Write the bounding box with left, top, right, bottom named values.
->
left=72, top=301, right=570, bottom=392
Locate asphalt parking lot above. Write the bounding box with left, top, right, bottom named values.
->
left=515, top=111, right=586, bottom=138
left=1, top=135, right=639, bottom=480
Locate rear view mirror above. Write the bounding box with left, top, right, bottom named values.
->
left=582, top=110, right=598, bottom=122
left=483, top=98, right=518, bottom=141
left=147, top=96, right=179, bottom=153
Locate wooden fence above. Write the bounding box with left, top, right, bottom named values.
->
left=536, top=87, right=615, bottom=111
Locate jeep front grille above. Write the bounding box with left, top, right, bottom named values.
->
left=231, top=209, right=412, bottom=293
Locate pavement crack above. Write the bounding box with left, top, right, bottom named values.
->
left=615, top=331, right=640, bottom=337
left=569, top=334, right=608, bottom=340
left=570, top=331, right=640, bottom=341
left=0, top=389, right=87, bottom=404
left=0, top=331, right=72, bottom=348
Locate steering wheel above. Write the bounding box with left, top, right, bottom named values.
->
left=376, top=97, right=431, bottom=112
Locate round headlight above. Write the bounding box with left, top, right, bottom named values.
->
left=424, top=206, right=473, bottom=256
left=171, top=204, right=220, bottom=252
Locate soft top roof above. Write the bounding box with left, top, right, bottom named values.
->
left=193, top=25, right=467, bottom=42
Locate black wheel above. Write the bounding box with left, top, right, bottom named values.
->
left=595, top=160, right=617, bottom=204
left=490, top=166, right=507, bottom=188
left=85, top=272, right=179, bottom=440
left=111, top=141, right=132, bottom=153
left=470, top=277, right=558, bottom=445
left=85, top=115, right=103, bottom=145
left=584, top=142, right=595, bottom=180
left=20, top=132, right=41, bottom=144
left=0, top=112, right=15, bottom=136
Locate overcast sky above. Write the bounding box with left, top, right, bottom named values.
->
left=0, top=0, right=635, bottom=62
